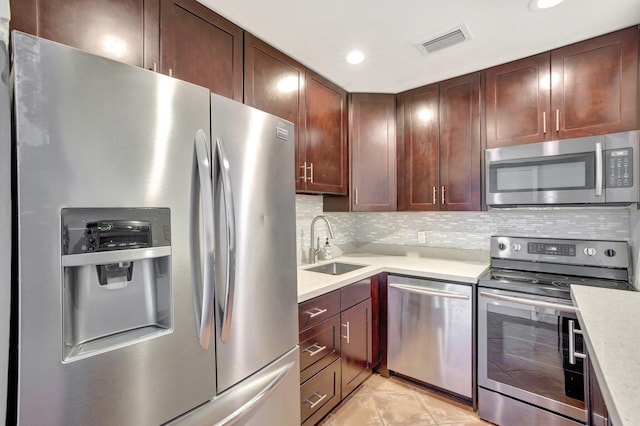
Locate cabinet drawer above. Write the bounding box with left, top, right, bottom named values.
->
left=341, top=279, right=371, bottom=310
left=299, top=315, right=341, bottom=383
left=299, top=290, right=340, bottom=331
left=300, top=359, right=341, bottom=425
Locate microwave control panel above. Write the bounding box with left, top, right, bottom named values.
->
left=606, top=147, right=633, bottom=188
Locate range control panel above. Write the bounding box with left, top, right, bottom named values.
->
left=606, top=147, right=633, bottom=188
left=491, top=236, right=629, bottom=268
left=527, top=242, right=576, bottom=257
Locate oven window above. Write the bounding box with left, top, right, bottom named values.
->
left=486, top=305, right=585, bottom=409
left=489, top=152, right=595, bottom=193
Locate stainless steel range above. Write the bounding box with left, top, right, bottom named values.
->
left=478, top=236, right=634, bottom=426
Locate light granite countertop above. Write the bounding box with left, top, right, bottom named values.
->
left=570, top=285, right=640, bottom=426
left=297, top=253, right=489, bottom=303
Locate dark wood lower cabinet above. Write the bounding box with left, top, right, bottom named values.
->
left=298, top=278, right=377, bottom=424
left=341, top=298, right=372, bottom=397
left=300, top=359, right=341, bottom=425
left=299, top=315, right=341, bottom=383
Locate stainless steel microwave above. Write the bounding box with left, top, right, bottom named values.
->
left=485, top=130, right=640, bottom=206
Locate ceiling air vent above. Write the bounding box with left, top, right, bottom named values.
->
left=418, top=24, right=471, bottom=55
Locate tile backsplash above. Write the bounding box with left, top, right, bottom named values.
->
left=295, top=194, right=631, bottom=264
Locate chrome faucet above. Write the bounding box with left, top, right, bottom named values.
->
left=309, top=215, right=335, bottom=263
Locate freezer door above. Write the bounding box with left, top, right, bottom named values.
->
left=168, top=346, right=301, bottom=425
left=210, top=93, right=298, bottom=392
left=13, top=33, right=215, bottom=424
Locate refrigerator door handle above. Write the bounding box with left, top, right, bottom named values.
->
left=214, top=360, right=295, bottom=426
left=215, top=137, right=237, bottom=343
left=193, top=130, right=216, bottom=350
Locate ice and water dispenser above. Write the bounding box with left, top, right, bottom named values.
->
left=61, top=208, right=172, bottom=361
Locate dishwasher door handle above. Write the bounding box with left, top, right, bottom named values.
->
left=389, top=283, right=470, bottom=300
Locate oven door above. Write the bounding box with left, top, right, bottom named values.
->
left=486, top=135, right=604, bottom=205
left=478, top=287, right=587, bottom=423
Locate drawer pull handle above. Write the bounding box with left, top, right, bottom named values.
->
left=303, top=343, right=327, bottom=357
left=305, top=307, right=328, bottom=318
left=304, top=392, right=328, bottom=409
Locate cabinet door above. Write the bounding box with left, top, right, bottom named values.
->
left=551, top=26, right=639, bottom=139
left=10, top=0, right=152, bottom=68
left=159, top=0, right=243, bottom=101
left=439, top=73, right=482, bottom=211
left=303, top=71, right=348, bottom=194
left=244, top=33, right=306, bottom=189
left=485, top=53, right=551, bottom=148
left=398, top=84, right=440, bottom=211
left=350, top=93, right=397, bottom=211
left=341, top=298, right=372, bottom=397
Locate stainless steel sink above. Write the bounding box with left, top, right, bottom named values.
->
left=305, top=262, right=366, bottom=275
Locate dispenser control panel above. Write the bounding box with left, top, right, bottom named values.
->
left=62, top=208, right=171, bottom=255
left=83, top=220, right=151, bottom=252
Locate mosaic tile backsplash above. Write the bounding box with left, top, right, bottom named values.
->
left=295, top=194, right=631, bottom=264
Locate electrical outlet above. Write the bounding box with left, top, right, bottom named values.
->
left=417, top=231, right=427, bottom=244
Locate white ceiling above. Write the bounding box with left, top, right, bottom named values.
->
left=199, top=0, right=640, bottom=94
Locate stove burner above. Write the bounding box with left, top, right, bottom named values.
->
left=484, top=267, right=632, bottom=298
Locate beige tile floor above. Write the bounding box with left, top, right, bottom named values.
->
left=318, top=374, right=492, bottom=426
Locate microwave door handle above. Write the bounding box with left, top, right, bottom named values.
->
left=595, top=142, right=603, bottom=197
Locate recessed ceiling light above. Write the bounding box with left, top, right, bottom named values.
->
left=346, top=50, right=365, bottom=65
left=529, top=0, right=564, bottom=11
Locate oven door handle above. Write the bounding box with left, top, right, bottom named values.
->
left=480, top=291, right=577, bottom=313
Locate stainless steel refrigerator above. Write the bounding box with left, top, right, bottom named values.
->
left=8, top=32, right=300, bottom=425
left=0, top=26, right=11, bottom=426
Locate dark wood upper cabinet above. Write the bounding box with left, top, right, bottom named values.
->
left=350, top=93, right=397, bottom=212
left=159, top=0, right=243, bottom=101
left=485, top=53, right=550, bottom=148
left=10, top=0, right=154, bottom=68
left=398, top=73, right=481, bottom=211
left=439, top=73, right=482, bottom=211
left=487, top=26, right=639, bottom=148
left=244, top=33, right=306, bottom=188
left=398, top=84, right=440, bottom=211
left=302, top=71, right=348, bottom=195
left=551, top=26, right=639, bottom=139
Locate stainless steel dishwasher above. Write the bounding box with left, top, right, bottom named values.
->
left=387, top=275, right=472, bottom=399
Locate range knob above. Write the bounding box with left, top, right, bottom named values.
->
left=511, top=243, right=522, bottom=252
left=584, top=247, right=597, bottom=256
left=498, top=243, right=507, bottom=251
left=604, top=249, right=616, bottom=257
